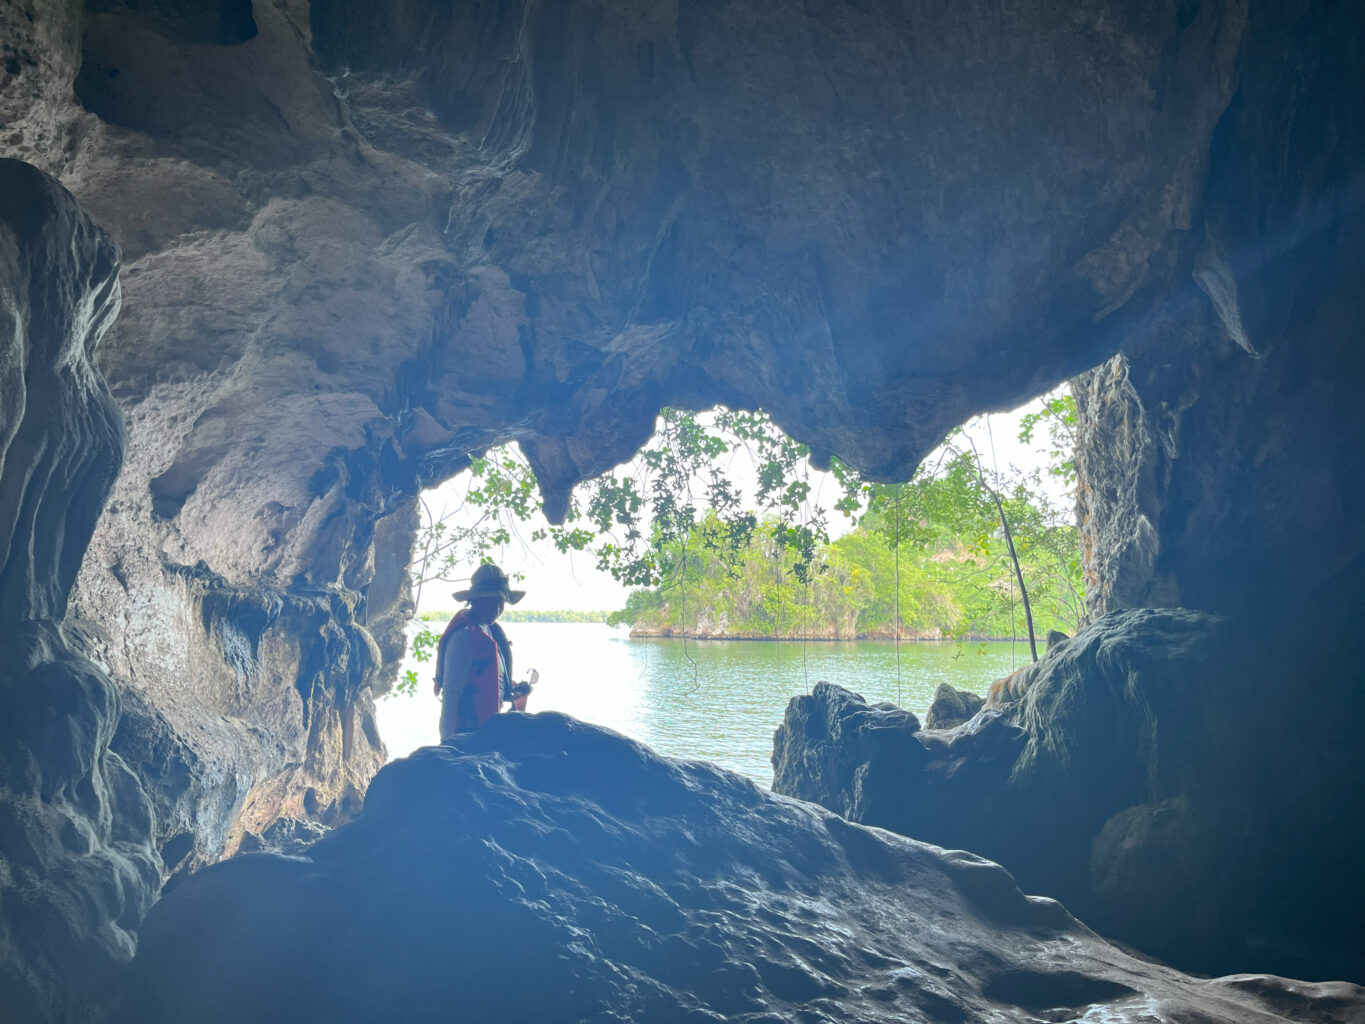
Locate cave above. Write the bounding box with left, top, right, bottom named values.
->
left=0, top=0, right=1361, bottom=1021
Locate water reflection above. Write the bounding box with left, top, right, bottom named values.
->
left=377, top=623, right=1029, bottom=787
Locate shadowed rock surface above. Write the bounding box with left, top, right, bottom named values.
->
left=0, top=158, right=160, bottom=1021
left=923, top=682, right=985, bottom=731
left=773, top=609, right=1365, bottom=982
left=124, top=713, right=1365, bottom=1024
left=1071, top=0, right=1364, bottom=623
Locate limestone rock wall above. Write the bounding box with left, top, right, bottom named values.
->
left=0, top=158, right=160, bottom=1022
left=1073, top=0, right=1364, bottom=624
left=773, top=610, right=1365, bottom=983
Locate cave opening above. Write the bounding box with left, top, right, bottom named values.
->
left=376, top=394, right=1084, bottom=784
left=0, top=0, right=1361, bottom=1019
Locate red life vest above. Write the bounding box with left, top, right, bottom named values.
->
left=434, top=609, right=508, bottom=730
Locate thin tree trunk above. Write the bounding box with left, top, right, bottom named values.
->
left=965, top=439, right=1039, bottom=662
left=987, top=485, right=1039, bottom=663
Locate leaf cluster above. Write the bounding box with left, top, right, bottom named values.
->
left=412, top=408, right=842, bottom=598
left=396, top=392, right=1083, bottom=693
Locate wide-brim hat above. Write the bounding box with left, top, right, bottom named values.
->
left=452, top=563, right=525, bottom=604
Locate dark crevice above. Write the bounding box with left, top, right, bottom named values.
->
left=82, top=0, right=257, bottom=46
left=981, top=970, right=1136, bottom=1013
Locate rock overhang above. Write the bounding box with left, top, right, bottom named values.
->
left=0, top=1, right=1361, bottom=1017
left=45, top=0, right=1256, bottom=517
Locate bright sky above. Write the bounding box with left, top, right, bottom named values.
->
left=414, top=392, right=1071, bottom=614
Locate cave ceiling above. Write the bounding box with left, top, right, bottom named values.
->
left=5, top=0, right=1247, bottom=568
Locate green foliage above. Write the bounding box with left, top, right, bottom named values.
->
left=395, top=624, right=441, bottom=696
left=397, top=392, right=1084, bottom=693
left=603, top=393, right=1084, bottom=644
left=610, top=505, right=1083, bottom=641
left=408, top=408, right=840, bottom=597
left=606, top=589, right=666, bottom=628
left=1017, top=391, right=1079, bottom=487
left=854, top=406, right=1083, bottom=659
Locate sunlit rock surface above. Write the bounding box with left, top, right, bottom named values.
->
left=773, top=610, right=1365, bottom=983
left=124, top=713, right=1363, bottom=1024
left=0, top=159, right=160, bottom=1021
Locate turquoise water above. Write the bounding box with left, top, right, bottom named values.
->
left=376, top=622, right=1030, bottom=787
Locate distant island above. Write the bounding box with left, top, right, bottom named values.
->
left=419, top=609, right=611, bottom=624
left=607, top=511, right=1083, bottom=643
left=503, top=609, right=611, bottom=623
left=622, top=625, right=1009, bottom=641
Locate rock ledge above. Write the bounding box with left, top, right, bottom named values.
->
left=126, top=713, right=1360, bottom=1023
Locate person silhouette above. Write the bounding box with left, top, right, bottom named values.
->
left=432, top=564, right=533, bottom=741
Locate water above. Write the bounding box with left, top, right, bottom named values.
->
left=376, top=622, right=1030, bottom=787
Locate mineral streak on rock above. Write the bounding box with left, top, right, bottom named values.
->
left=123, top=712, right=1365, bottom=1024
left=0, top=158, right=161, bottom=1022
left=773, top=609, right=1365, bottom=983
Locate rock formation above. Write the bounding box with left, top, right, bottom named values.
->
left=773, top=610, right=1365, bottom=982
left=923, top=681, right=985, bottom=730
left=124, top=714, right=1365, bottom=1024
left=0, top=0, right=1360, bottom=1018
left=1071, top=0, right=1363, bottom=626
left=0, top=0, right=1305, bottom=895
left=0, top=158, right=160, bottom=1022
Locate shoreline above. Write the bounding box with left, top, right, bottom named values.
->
left=416, top=614, right=1044, bottom=646
left=625, top=629, right=1035, bottom=643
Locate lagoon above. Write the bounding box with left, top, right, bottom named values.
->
left=376, top=622, right=1031, bottom=787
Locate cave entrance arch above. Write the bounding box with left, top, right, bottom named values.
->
left=374, top=396, right=1083, bottom=782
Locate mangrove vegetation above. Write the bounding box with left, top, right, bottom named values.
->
left=397, top=395, right=1083, bottom=692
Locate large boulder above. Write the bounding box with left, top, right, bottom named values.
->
left=770, top=682, right=926, bottom=825
left=773, top=609, right=1365, bottom=983
left=122, top=712, right=1363, bottom=1024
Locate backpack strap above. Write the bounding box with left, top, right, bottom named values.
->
left=433, top=609, right=472, bottom=693
left=489, top=621, right=513, bottom=700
